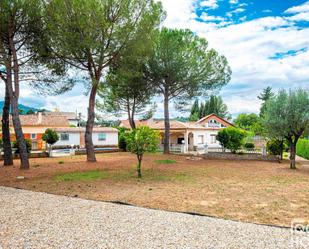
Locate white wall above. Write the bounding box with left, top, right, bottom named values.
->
left=190, top=130, right=222, bottom=148
left=92, top=132, right=118, bottom=146
left=54, top=133, right=80, bottom=147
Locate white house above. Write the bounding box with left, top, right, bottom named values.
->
left=120, top=114, right=233, bottom=153
left=53, top=127, right=118, bottom=149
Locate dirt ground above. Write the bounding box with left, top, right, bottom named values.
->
left=1, top=152, right=309, bottom=227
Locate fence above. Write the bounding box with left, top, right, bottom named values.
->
left=158, top=145, right=183, bottom=153
left=207, top=147, right=263, bottom=154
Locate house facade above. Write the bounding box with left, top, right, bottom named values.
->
left=120, top=114, right=233, bottom=153
left=5, top=112, right=118, bottom=150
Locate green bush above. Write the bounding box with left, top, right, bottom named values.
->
left=244, top=142, right=255, bottom=149
left=266, top=139, right=286, bottom=156
left=13, top=139, right=32, bottom=154
left=118, top=127, right=127, bottom=151
left=0, top=138, right=3, bottom=149
left=297, top=139, right=309, bottom=160
left=217, top=127, right=246, bottom=153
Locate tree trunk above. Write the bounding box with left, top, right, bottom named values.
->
left=85, top=85, right=97, bottom=162
left=290, top=141, right=297, bottom=170
left=1, top=85, right=13, bottom=166
left=279, top=139, right=284, bottom=161
left=9, top=92, right=29, bottom=169
left=137, top=154, right=142, bottom=178
left=163, top=92, right=170, bottom=154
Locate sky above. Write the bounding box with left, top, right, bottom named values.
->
left=1, top=0, right=309, bottom=119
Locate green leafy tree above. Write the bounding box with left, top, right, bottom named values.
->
left=258, top=86, right=274, bottom=117
left=234, top=113, right=259, bottom=131
left=0, top=0, right=46, bottom=169
left=125, top=126, right=160, bottom=178
left=217, top=127, right=246, bottom=153
left=263, top=89, right=309, bottom=169
left=44, top=0, right=163, bottom=162
left=147, top=28, right=231, bottom=154
left=97, top=33, right=158, bottom=129
left=189, top=99, right=199, bottom=121
left=201, top=95, right=230, bottom=119
left=42, top=129, right=59, bottom=155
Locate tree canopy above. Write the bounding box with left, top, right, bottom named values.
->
left=189, top=95, right=230, bottom=121
left=125, top=126, right=160, bottom=178
left=147, top=28, right=231, bottom=153
left=44, top=0, right=164, bottom=162
left=263, top=89, right=309, bottom=169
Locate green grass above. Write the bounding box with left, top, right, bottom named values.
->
left=155, top=159, right=177, bottom=164
left=55, top=170, right=109, bottom=182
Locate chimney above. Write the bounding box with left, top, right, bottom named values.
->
left=37, top=112, right=42, bottom=125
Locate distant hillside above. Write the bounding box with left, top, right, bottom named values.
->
left=0, top=101, right=39, bottom=114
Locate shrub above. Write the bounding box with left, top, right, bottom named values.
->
left=244, top=142, right=255, bottom=149
left=266, top=139, right=286, bottom=156
left=125, top=126, right=160, bottom=178
left=217, top=127, right=246, bottom=153
left=0, top=138, right=3, bottom=150
left=13, top=139, right=32, bottom=154
left=118, top=127, right=127, bottom=151
left=297, top=139, right=309, bottom=160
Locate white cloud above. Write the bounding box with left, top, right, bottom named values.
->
left=200, top=13, right=225, bottom=22
left=200, top=0, right=219, bottom=9
left=2, top=0, right=309, bottom=118
left=284, top=1, right=309, bottom=14
left=229, top=0, right=238, bottom=4
left=287, top=12, right=309, bottom=22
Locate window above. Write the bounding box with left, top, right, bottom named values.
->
left=198, top=135, right=204, bottom=144
left=30, top=133, right=36, bottom=139
left=60, top=133, right=69, bottom=141
left=98, top=133, right=106, bottom=141
left=210, top=135, right=217, bottom=144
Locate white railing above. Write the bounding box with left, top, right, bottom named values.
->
left=158, top=145, right=182, bottom=153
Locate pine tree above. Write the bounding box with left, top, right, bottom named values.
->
left=258, top=86, right=274, bottom=117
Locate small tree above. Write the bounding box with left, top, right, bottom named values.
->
left=42, top=129, right=59, bottom=155
left=217, top=127, right=246, bottom=153
left=263, top=89, right=309, bottom=169
left=125, top=126, right=160, bottom=178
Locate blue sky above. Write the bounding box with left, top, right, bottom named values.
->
left=1, top=0, right=308, bottom=119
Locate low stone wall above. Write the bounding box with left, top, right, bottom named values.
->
left=204, top=152, right=278, bottom=161
left=75, top=148, right=121, bottom=155
left=0, top=151, right=49, bottom=161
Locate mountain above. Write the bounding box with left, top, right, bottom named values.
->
left=0, top=101, right=39, bottom=114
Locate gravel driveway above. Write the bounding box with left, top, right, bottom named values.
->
left=0, top=187, right=307, bottom=249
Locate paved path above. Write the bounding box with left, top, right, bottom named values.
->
left=0, top=187, right=307, bottom=249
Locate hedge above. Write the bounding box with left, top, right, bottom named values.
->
left=296, top=139, right=309, bottom=160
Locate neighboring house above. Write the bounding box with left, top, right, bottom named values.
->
left=120, top=114, right=233, bottom=153
left=53, top=127, right=118, bottom=149
left=4, top=112, right=118, bottom=150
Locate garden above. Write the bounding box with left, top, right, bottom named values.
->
left=1, top=152, right=309, bottom=227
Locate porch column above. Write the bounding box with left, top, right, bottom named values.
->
left=184, top=131, right=188, bottom=153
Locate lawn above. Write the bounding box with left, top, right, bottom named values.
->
left=1, top=152, right=309, bottom=227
